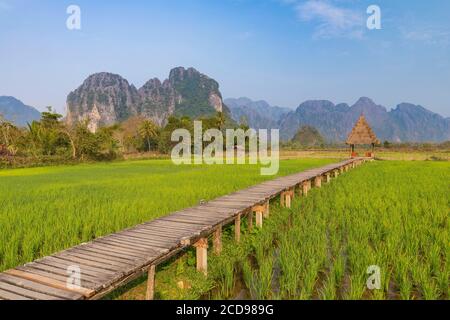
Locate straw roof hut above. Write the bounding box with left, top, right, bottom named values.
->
left=346, top=115, right=380, bottom=145
left=346, top=115, right=380, bottom=157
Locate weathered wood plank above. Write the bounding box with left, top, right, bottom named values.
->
left=0, top=288, right=33, bottom=300
left=0, top=274, right=83, bottom=300
left=5, top=269, right=95, bottom=297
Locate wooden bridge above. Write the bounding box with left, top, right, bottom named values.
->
left=0, top=158, right=367, bottom=300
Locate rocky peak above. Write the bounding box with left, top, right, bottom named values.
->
left=66, top=72, right=139, bottom=130
left=67, top=67, right=230, bottom=130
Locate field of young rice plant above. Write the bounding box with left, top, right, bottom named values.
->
left=0, top=158, right=336, bottom=272
left=115, top=160, right=448, bottom=300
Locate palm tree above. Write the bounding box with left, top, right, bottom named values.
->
left=139, top=119, right=158, bottom=152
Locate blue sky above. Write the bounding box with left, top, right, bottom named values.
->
left=1, top=0, right=449, bottom=116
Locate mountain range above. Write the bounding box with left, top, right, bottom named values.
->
left=225, top=97, right=290, bottom=130
left=2, top=67, right=449, bottom=142
left=228, top=97, right=450, bottom=143
left=0, top=96, right=41, bottom=127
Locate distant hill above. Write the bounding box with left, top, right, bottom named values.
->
left=291, top=126, right=325, bottom=146
left=279, top=97, right=450, bottom=142
left=0, top=96, right=41, bottom=127
left=228, top=96, right=450, bottom=143
left=67, top=67, right=233, bottom=132
left=225, top=97, right=290, bottom=129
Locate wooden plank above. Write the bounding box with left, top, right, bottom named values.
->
left=0, top=288, right=33, bottom=300
left=96, top=237, right=163, bottom=253
left=0, top=274, right=82, bottom=300
left=89, top=240, right=157, bottom=257
left=89, top=241, right=159, bottom=258
left=4, top=269, right=95, bottom=298
left=37, top=256, right=117, bottom=278
left=49, top=253, right=123, bottom=273
left=31, top=259, right=114, bottom=279
left=24, top=262, right=107, bottom=285
left=110, top=234, right=172, bottom=252
left=67, top=248, right=139, bottom=265
left=158, top=216, right=213, bottom=226
left=116, top=231, right=178, bottom=247
left=58, top=250, right=135, bottom=270
left=12, top=266, right=102, bottom=292
left=169, top=213, right=224, bottom=223
left=145, top=220, right=207, bottom=233
left=133, top=225, right=191, bottom=239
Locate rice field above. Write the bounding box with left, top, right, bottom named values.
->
left=114, top=160, right=449, bottom=300
left=232, top=161, right=448, bottom=300
left=0, top=158, right=336, bottom=272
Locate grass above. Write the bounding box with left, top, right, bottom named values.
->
left=0, top=158, right=337, bottom=272
left=112, top=160, right=449, bottom=300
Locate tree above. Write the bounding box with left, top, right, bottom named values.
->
left=139, top=119, right=159, bottom=151
left=215, top=112, right=226, bottom=131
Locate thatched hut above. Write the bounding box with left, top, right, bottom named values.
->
left=346, top=115, right=380, bottom=158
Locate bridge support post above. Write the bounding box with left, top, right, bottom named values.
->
left=281, top=191, right=293, bottom=208
left=302, top=181, right=309, bottom=196
left=263, top=202, right=270, bottom=218
left=253, top=205, right=266, bottom=228
left=334, top=170, right=339, bottom=178
left=256, top=211, right=263, bottom=228
left=145, top=265, right=156, bottom=300
left=248, top=211, right=253, bottom=231
left=325, top=173, right=331, bottom=183
left=314, top=176, right=322, bottom=188
left=285, top=192, right=291, bottom=208
left=213, top=225, right=222, bottom=255
left=194, top=238, right=208, bottom=276
left=235, top=214, right=241, bottom=243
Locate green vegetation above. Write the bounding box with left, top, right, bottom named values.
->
left=0, top=158, right=335, bottom=272
left=112, top=161, right=449, bottom=300
left=0, top=109, right=241, bottom=168
left=291, top=125, right=325, bottom=147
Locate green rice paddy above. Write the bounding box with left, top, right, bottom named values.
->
left=0, top=158, right=335, bottom=272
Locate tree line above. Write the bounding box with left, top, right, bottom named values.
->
left=0, top=108, right=243, bottom=166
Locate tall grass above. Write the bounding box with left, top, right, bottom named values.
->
left=275, top=161, right=449, bottom=300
